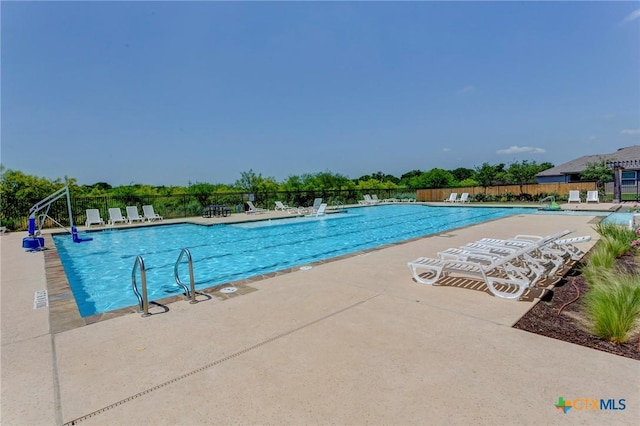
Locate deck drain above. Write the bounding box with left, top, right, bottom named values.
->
left=299, top=266, right=313, bottom=271
left=220, top=287, right=237, bottom=294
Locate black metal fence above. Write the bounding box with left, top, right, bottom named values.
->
left=2, top=189, right=417, bottom=231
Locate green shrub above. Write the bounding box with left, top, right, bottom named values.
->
left=583, top=270, right=640, bottom=343
left=594, top=222, right=635, bottom=246
left=582, top=238, right=619, bottom=275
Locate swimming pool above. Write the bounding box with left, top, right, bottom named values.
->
left=602, top=212, right=635, bottom=226
left=54, top=205, right=531, bottom=317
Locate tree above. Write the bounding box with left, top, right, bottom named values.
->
left=474, top=163, right=498, bottom=192
left=581, top=158, right=614, bottom=192
left=423, top=168, right=456, bottom=188
left=398, top=170, right=422, bottom=187
left=506, top=160, right=543, bottom=195
left=187, top=182, right=218, bottom=206
left=450, top=167, right=475, bottom=182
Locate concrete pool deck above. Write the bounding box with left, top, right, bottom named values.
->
left=1, top=205, right=638, bottom=425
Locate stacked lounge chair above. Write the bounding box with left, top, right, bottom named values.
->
left=407, top=230, right=591, bottom=300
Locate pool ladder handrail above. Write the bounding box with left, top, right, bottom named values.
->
left=174, top=248, right=197, bottom=304
left=131, top=255, right=151, bottom=317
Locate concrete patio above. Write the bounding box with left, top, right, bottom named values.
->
left=1, top=205, right=638, bottom=425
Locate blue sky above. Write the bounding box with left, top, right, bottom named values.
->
left=2, top=1, right=639, bottom=186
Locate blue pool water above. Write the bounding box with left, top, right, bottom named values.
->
left=54, top=205, right=531, bottom=317
left=602, top=212, right=633, bottom=226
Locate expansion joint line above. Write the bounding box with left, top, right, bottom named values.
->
left=64, top=294, right=379, bottom=425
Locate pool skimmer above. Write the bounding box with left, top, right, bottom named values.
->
left=220, top=287, right=237, bottom=294
left=299, top=266, right=313, bottom=271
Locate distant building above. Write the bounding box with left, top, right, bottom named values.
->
left=536, top=145, right=640, bottom=185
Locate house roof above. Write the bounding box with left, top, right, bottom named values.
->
left=537, top=145, right=640, bottom=176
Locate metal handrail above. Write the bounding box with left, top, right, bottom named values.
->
left=131, top=255, right=150, bottom=317
left=28, top=186, right=74, bottom=235
left=174, top=248, right=197, bottom=304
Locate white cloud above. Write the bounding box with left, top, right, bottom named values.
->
left=496, top=145, right=546, bottom=155
left=442, top=148, right=451, bottom=152
left=621, top=129, right=640, bottom=135
left=622, top=8, right=640, bottom=24
left=456, top=85, right=475, bottom=95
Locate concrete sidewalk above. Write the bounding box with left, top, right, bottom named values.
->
left=1, top=211, right=638, bottom=425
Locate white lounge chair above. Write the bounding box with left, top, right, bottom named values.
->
left=358, top=194, right=371, bottom=205
left=246, top=200, right=268, bottom=214
left=275, top=201, right=300, bottom=214
left=370, top=194, right=381, bottom=204
left=108, top=208, right=129, bottom=225
left=142, top=205, right=163, bottom=221
left=586, top=191, right=599, bottom=203
left=407, top=230, right=575, bottom=300
left=457, top=193, right=470, bottom=203
left=567, top=190, right=581, bottom=203
left=304, top=198, right=323, bottom=213
left=126, top=206, right=145, bottom=223
left=444, top=193, right=458, bottom=203
left=307, top=203, right=327, bottom=217
left=85, top=209, right=105, bottom=227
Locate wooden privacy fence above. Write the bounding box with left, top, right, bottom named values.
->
left=417, top=182, right=598, bottom=202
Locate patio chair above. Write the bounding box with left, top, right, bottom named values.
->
left=275, top=201, right=300, bottom=214
left=457, top=193, right=470, bottom=203
left=304, top=198, right=323, bottom=213
left=307, top=203, right=327, bottom=217
left=108, top=208, right=129, bottom=225
left=359, top=194, right=371, bottom=205
left=567, top=190, right=581, bottom=203
left=407, top=229, right=575, bottom=300
left=444, top=193, right=458, bottom=203
left=370, top=194, right=381, bottom=204
left=126, top=206, right=145, bottom=223
left=142, top=205, right=163, bottom=221
left=476, top=231, right=590, bottom=265
left=586, top=191, right=599, bottom=203
left=246, top=200, right=268, bottom=214
left=85, top=209, right=105, bottom=227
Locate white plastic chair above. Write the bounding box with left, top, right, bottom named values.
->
left=586, top=191, right=599, bottom=203
left=407, top=230, right=575, bottom=300
left=126, top=206, right=145, bottom=223
left=307, top=203, right=327, bottom=217
left=457, top=193, right=470, bottom=203
left=108, top=208, right=129, bottom=225
left=85, top=209, right=105, bottom=227
left=246, top=201, right=268, bottom=214
left=444, top=193, right=458, bottom=203
left=142, top=205, right=163, bottom=221
left=567, top=191, right=581, bottom=203
left=275, top=201, right=300, bottom=214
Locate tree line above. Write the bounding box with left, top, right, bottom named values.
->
left=1, top=159, right=616, bottom=230
left=0, top=160, right=555, bottom=200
